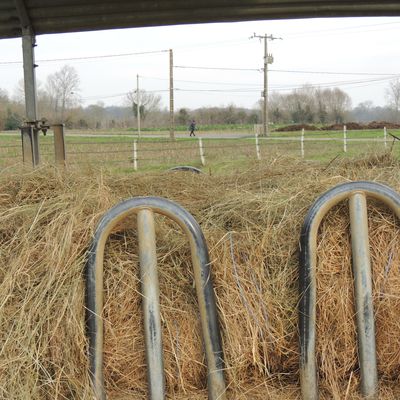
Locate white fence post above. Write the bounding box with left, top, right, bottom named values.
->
left=301, top=128, right=305, bottom=158
left=384, top=126, right=387, bottom=148
left=133, top=140, right=138, bottom=171
left=199, top=138, right=206, bottom=166
left=255, top=133, right=261, bottom=160
left=343, top=125, right=347, bottom=153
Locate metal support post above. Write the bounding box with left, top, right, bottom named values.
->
left=343, top=125, right=347, bottom=153
left=301, top=128, right=305, bottom=158
left=137, top=209, right=165, bottom=399
left=349, top=193, right=378, bottom=398
left=20, top=27, right=40, bottom=167
left=52, top=124, right=66, bottom=165
left=21, top=124, right=38, bottom=166
left=22, top=28, right=37, bottom=122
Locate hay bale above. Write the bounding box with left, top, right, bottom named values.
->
left=0, top=154, right=399, bottom=399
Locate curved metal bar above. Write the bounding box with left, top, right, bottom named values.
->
left=299, top=181, right=400, bottom=400
left=85, top=196, right=226, bottom=400
left=168, top=165, right=203, bottom=174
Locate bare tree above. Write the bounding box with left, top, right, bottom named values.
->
left=86, top=102, right=106, bottom=129
left=285, top=86, right=316, bottom=123
left=324, top=88, right=351, bottom=124
left=46, top=65, right=81, bottom=121
left=125, top=89, right=161, bottom=121
left=386, top=78, right=400, bottom=120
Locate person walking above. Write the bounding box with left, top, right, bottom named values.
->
left=189, top=120, right=196, bottom=137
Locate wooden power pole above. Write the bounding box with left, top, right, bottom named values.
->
left=251, top=33, right=282, bottom=136
left=169, top=49, right=175, bottom=139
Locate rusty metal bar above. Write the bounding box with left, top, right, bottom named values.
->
left=137, top=209, right=165, bottom=399
left=85, top=197, right=226, bottom=400
left=299, top=181, right=400, bottom=400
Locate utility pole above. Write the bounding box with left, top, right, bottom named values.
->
left=169, top=49, right=175, bottom=139
left=251, top=33, right=282, bottom=136
left=137, top=74, right=141, bottom=138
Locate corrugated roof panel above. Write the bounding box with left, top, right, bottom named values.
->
left=1, top=0, right=400, bottom=39
left=0, top=0, right=20, bottom=38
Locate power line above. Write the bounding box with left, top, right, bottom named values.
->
left=284, top=20, right=400, bottom=38
left=0, top=49, right=169, bottom=65
left=174, top=65, right=260, bottom=72
left=269, top=69, right=398, bottom=76
left=174, top=64, right=399, bottom=76
left=176, top=88, right=258, bottom=92
left=81, top=74, right=398, bottom=101
left=141, top=75, right=262, bottom=86
left=81, top=89, right=168, bottom=101
left=175, top=75, right=399, bottom=93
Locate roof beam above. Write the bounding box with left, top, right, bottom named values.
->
left=14, top=0, right=33, bottom=32
left=1, top=1, right=400, bottom=40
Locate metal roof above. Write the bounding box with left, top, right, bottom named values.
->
left=2, top=0, right=400, bottom=39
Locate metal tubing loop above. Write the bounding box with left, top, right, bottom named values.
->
left=168, top=165, right=203, bottom=174
left=299, top=181, right=400, bottom=400
left=85, top=197, right=226, bottom=400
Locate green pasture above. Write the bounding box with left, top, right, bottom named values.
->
left=0, top=129, right=399, bottom=172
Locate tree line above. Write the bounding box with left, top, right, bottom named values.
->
left=0, top=65, right=399, bottom=130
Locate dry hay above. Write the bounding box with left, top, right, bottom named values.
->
left=0, top=153, right=399, bottom=399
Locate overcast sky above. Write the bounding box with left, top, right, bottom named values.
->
left=0, top=16, right=399, bottom=111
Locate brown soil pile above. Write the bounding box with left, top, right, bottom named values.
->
left=1, top=153, right=399, bottom=399
left=367, top=121, right=400, bottom=129
left=321, top=121, right=400, bottom=131
left=274, top=124, right=320, bottom=132
left=321, top=122, right=365, bottom=130
left=277, top=121, right=400, bottom=132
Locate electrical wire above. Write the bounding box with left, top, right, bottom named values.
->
left=0, top=49, right=169, bottom=65
left=175, top=65, right=260, bottom=72
left=175, top=64, right=398, bottom=76
left=284, top=20, right=400, bottom=38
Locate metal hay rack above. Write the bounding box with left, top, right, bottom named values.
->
left=299, top=181, right=400, bottom=400
left=85, top=196, right=226, bottom=400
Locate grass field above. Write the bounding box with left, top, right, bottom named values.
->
left=0, top=128, right=399, bottom=172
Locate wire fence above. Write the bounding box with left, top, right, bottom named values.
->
left=0, top=128, right=399, bottom=170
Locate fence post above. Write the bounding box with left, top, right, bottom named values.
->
left=255, top=133, right=261, bottom=160
left=52, top=124, right=66, bottom=166
left=199, top=138, right=206, bottom=166
left=21, top=124, right=37, bottom=166
left=133, top=140, right=138, bottom=171
left=343, top=125, right=347, bottom=153
left=384, top=126, right=387, bottom=148
left=301, top=128, right=305, bottom=158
